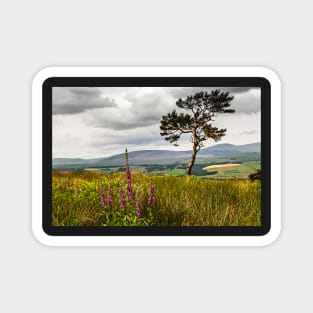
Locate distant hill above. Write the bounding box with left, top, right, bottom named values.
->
left=53, top=142, right=260, bottom=168
left=198, top=142, right=260, bottom=156
left=53, top=158, right=95, bottom=165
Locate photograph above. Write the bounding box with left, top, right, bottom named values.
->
left=52, top=86, right=262, bottom=227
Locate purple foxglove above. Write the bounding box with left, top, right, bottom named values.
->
left=125, top=148, right=134, bottom=201
left=107, top=181, right=113, bottom=207
left=99, top=181, right=106, bottom=208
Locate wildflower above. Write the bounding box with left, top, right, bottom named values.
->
left=136, top=201, right=142, bottom=218
left=136, top=182, right=142, bottom=218
left=99, top=181, right=106, bottom=208
left=148, top=178, right=155, bottom=207
left=119, top=181, right=126, bottom=208
left=125, top=148, right=134, bottom=201
left=107, top=181, right=113, bottom=207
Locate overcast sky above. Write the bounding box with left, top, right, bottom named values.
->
left=52, top=86, right=261, bottom=158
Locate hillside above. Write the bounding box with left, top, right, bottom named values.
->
left=53, top=142, right=260, bottom=168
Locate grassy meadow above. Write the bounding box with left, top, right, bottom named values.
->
left=52, top=170, right=261, bottom=227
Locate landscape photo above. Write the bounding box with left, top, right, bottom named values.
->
left=52, top=86, right=261, bottom=227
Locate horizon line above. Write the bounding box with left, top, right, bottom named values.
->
left=53, top=141, right=260, bottom=160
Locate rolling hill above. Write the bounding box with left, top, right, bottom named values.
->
left=53, top=142, right=260, bottom=168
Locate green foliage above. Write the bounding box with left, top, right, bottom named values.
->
left=160, top=90, right=235, bottom=146
left=205, top=171, right=218, bottom=176
left=52, top=171, right=261, bottom=227
left=249, top=169, right=261, bottom=181
left=160, top=90, right=235, bottom=174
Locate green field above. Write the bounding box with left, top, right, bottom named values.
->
left=54, top=160, right=260, bottom=178
left=203, top=161, right=261, bottom=179
left=52, top=171, right=261, bottom=227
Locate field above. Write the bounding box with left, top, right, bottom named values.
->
left=54, top=159, right=261, bottom=179
left=203, top=161, right=261, bottom=179
left=52, top=171, right=261, bottom=227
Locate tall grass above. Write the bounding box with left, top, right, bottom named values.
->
left=52, top=171, right=261, bottom=226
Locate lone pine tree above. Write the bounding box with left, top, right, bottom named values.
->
left=160, top=90, right=235, bottom=175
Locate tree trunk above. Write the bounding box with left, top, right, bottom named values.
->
left=186, top=142, right=198, bottom=175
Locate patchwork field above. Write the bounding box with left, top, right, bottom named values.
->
left=203, top=161, right=261, bottom=179
left=57, top=159, right=261, bottom=179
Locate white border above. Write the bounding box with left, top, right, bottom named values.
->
left=32, top=67, right=281, bottom=246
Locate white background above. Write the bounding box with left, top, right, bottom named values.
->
left=0, top=0, right=311, bottom=312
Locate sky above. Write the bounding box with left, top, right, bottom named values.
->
left=52, top=86, right=261, bottom=158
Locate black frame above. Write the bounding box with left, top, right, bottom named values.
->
left=43, top=77, right=271, bottom=236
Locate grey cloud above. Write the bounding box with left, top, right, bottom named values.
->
left=86, top=88, right=173, bottom=130
left=170, top=87, right=261, bottom=114
left=68, top=87, right=103, bottom=96
left=90, top=134, right=159, bottom=147
left=121, top=136, right=158, bottom=145
left=53, top=86, right=261, bottom=158
left=53, top=87, right=117, bottom=115
left=170, top=87, right=256, bottom=99
left=226, top=87, right=256, bottom=93
left=84, top=86, right=260, bottom=131
left=125, top=92, right=170, bottom=121
left=231, top=90, right=261, bottom=114
left=239, top=130, right=257, bottom=135
left=90, top=119, right=158, bottom=130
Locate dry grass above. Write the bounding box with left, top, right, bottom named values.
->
left=52, top=171, right=261, bottom=226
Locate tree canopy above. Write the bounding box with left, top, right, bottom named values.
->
left=160, top=90, right=235, bottom=175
